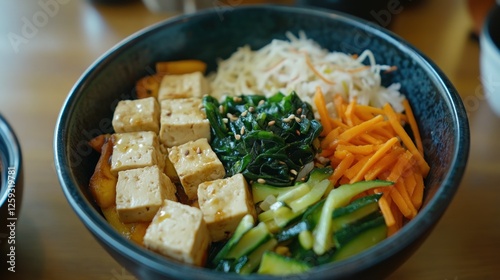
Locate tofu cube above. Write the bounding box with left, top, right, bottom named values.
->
left=167, top=138, right=225, bottom=201
left=144, top=200, right=211, bottom=266
left=115, top=165, right=177, bottom=223
left=112, top=97, right=160, bottom=133
left=159, top=97, right=211, bottom=147
left=158, top=71, right=208, bottom=101
left=197, top=174, right=257, bottom=242
left=111, top=131, right=164, bottom=174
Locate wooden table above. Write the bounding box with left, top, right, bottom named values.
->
left=0, top=0, right=498, bottom=279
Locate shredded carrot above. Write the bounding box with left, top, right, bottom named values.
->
left=403, top=99, right=424, bottom=155
left=350, top=137, right=399, bottom=183
left=383, top=103, right=430, bottom=176
left=318, top=94, right=429, bottom=236
left=329, top=152, right=355, bottom=188
left=314, top=87, right=333, bottom=136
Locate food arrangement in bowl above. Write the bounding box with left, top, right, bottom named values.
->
left=55, top=5, right=469, bottom=280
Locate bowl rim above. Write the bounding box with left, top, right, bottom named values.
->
left=0, top=113, right=22, bottom=208
left=54, top=4, right=470, bottom=279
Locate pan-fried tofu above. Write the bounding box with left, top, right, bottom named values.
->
left=144, top=200, right=211, bottom=266
left=110, top=131, right=164, bottom=175
left=157, top=71, right=208, bottom=101
left=159, top=98, right=210, bottom=147
left=112, top=97, right=160, bottom=133
left=167, top=138, right=225, bottom=201
left=115, top=165, right=177, bottom=223
left=197, top=174, right=256, bottom=242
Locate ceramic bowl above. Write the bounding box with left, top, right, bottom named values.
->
left=54, top=5, right=470, bottom=279
left=0, top=113, right=23, bottom=255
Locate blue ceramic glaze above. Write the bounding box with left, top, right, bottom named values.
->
left=0, top=113, right=23, bottom=254
left=54, top=5, right=470, bottom=280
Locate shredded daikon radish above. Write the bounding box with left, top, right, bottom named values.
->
left=208, top=31, right=405, bottom=116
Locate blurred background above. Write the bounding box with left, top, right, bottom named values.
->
left=0, top=0, right=499, bottom=279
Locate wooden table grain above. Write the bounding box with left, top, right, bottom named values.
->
left=0, top=0, right=498, bottom=279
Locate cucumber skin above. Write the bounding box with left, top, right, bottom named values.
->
left=257, top=251, right=311, bottom=275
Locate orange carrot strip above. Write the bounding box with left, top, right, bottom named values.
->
left=329, top=152, right=356, bottom=186
left=338, top=115, right=384, bottom=142
left=359, top=133, right=384, bottom=145
left=383, top=103, right=430, bottom=176
left=388, top=201, right=403, bottom=236
left=336, top=144, right=377, bottom=155
left=403, top=99, right=424, bottom=156
left=379, top=193, right=396, bottom=227
left=314, top=87, right=333, bottom=136
left=334, top=95, right=347, bottom=122
left=364, top=147, right=405, bottom=181
left=350, top=137, right=399, bottom=183
left=394, top=180, right=417, bottom=219
left=404, top=170, right=417, bottom=196
left=390, top=186, right=413, bottom=218
left=386, top=150, right=415, bottom=183
left=411, top=172, right=425, bottom=210
left=344, top=155, right=370, bottom=181
left=345, top=97, right=357, bottom=127
left=320, top=127, right=342, bottom=150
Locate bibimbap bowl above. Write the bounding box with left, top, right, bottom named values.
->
left=54, top=5, right=469, bottom=280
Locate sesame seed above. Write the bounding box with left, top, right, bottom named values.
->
left=290, top=169, right=298, bottom=175
left=196, top=147, right=201, bottom=154
left=301, top=114, right=306, bottom=119
left=296, top=130, right=301, bottom=136
left=296, top=108, right=302, bottom=115
left=233, top=96, right=242, bottom=102
left=258, top=100, right=265, bottom=106
left=241, top=110, right=248, bottom=117
left=268, top=120, right=276, bottom=126
left=219, top=105, right=224, bottom=114
left=282, top=118, right=291, bottom=123
left=279, top=161, right=286, bottom=165
left=184, top=150, right=190, bottom=156
left=222, top=118, right=229, bottom=123
left=257, top=178, right=266, bottom=184
left=248, top=106, right=255, bottom=113
left=240, top=126, right=245, bottom=135
left=235, top=134, right=241, bottom=140
left=227, top=113, right=238, bottom=121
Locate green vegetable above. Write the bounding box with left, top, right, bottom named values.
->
left=331, top=193, right=383, bottom=230
left=211, top=214, right=255, bottom=265
left=332, top=214, right=387, bottom=261
left=203, top=92, right=323, bottom=186
left=313, top=180, right=393, bottom=255
left=257, top=251, right=311, bottom=275
left=255, top=168, right=334, bottom=232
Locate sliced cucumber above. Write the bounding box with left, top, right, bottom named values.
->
left=331, top=193, right=383, bottom=230
left=313, top=180, right=392, bottom=255
left=252, top=183, right=305, bottom=203
left=237, top=238, right=278, bottom=274
left=212, top=214, right=255, bottom=265
left=225, top=222, right=272, bottom=260
left=334, top=212, right=385, bottom=248
left=257, top=251, right=311, bottom=275
left=289, top=179, right=330, bottom=213
left=332, top=215, right=387, bottom=261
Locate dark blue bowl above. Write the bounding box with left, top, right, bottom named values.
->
left=0, top=113, right=23, bottom=255
left=54, top=5, right=470, bottom=280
